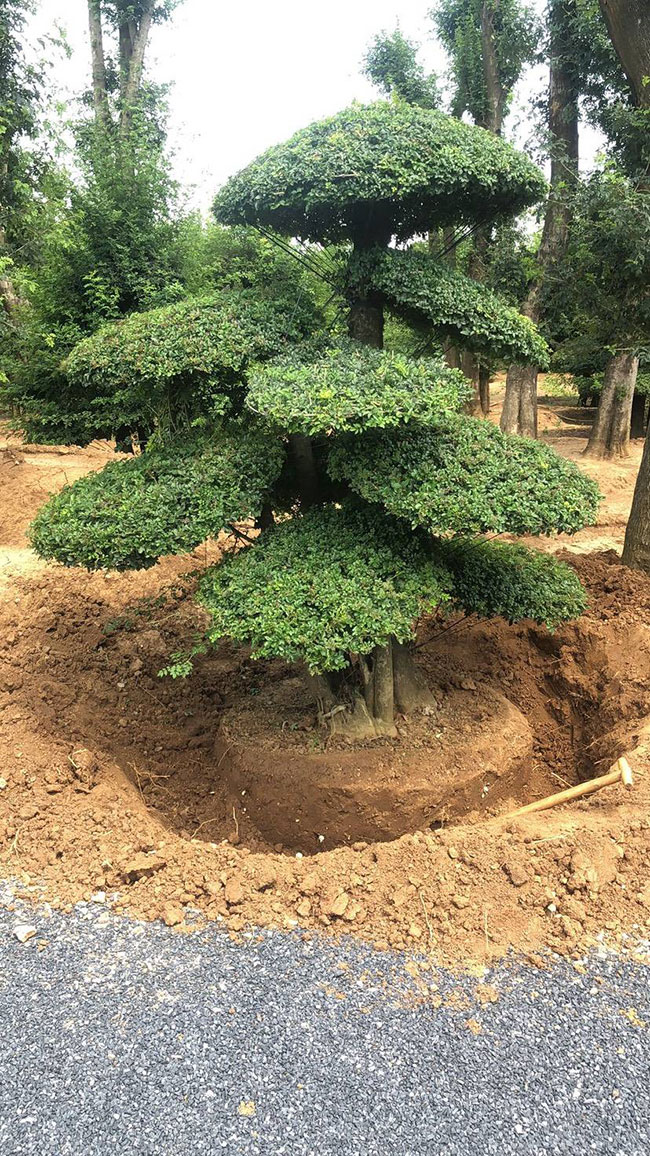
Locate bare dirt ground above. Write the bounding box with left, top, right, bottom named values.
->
left=2, top=389, right=650, bottom=967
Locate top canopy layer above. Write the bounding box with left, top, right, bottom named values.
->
left=214, top=102, right=546, bottom=244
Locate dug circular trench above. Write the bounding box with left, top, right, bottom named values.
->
left=173, top=593, right=637, bottom=857
left=214, top=686, right=533, bottom=852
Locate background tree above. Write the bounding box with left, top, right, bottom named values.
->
left=363, top=27, right=438, bottom=109
left=500, top=0, right=581, bottom=436
left=31, top=102, right=598, bottom=742
left=549, top=170, right=649, bottom=459
left=87, top=0, right=180, bottom=135
left=604, top=0, right=650, bottom=569
left=2, top=0, right=188, bottom=442
left=598, top=0, right=650, bottom=115
left=431, top=0, right=537, bottom=416
left=0, top=0, right=58, bottom=317
left=432, top=0, right=537, bottom=135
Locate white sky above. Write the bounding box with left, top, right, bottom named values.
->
left=27, top=0, right=604, bottom=213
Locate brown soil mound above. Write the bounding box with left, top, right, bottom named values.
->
left=2, top=418, right=650, bottom=966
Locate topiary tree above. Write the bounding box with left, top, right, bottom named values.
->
left=32, top=101, right=599, bottom=741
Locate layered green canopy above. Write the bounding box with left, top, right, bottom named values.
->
left=352, top=248, right=549, bottom=365
left=62, top=289, right=320, bottom=435
left=328, top=416, right=600, bottom=537
left=214, top=102, right=546, bottom=243
left=246, top=341, right=470, bottom=434
left=198, top=502, right=589, bottom=674
left=198, top=503, right=453, bottom=673
left=437, top=537, right=587, bottom=628
left=30, top=424, right=285, bottom=570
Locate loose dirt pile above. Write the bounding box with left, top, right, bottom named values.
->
left=2, top=402, right=650, bottom=967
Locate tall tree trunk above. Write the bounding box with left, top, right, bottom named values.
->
left=0, top=273, right=17, bottom=315
left=459, top=3, right=499, bottom=417
left=478, top=363, right=490, bottom=416
left=348, top=297, right=384, bottom=348
left=462, top=233, right=490, bottom=418
left=461, top=350, right=483, bottom=417
left=87, top=0, right=111, bottom=130
left=119, top=17, right=137, bottom=90
left=598, top=0, right=650, bottom=110
left=480, top=1, right=504, bottom=135
left=622, top=416, right=650, bottom=572
left=443, top=340, right=461, bottom=370
left=0, top=214, right=18, bottom=315
left=501, top=0, right=579, bottom=437
left=501, top=363, right=539, bottom=437
left=584, top=351, right=639, bottom=459
left=441, top=227, right=460, bottom=368
left=119, top=2, right=155, bottom=138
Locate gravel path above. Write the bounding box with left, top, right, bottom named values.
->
left=1, top=893, right=649, bottom=1156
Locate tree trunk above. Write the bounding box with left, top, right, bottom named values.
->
left=478, top=363, right=490, bottom=416
left=501, top=0, right=579, bottom=437
left=584, top=351, right=639, bottom=459
left=480, top=1, right=504, bottom=135
left=461, top=351, right=483, bottom=417
left=622, top=416, right=650, bottom=572
left=288, top=434, right=319, bottom=508
left=348, top=298, right=384, bottom=348
left=87, top=0, right=111, bottom=130
left=443, top=340, right=461, bottom=371
left=256, top=502, right=275, bottom=531
left=598, top=0, right=650, bottom=110
left=372, top=642, right=395, bottom=731
left=0, top=215, right=18, bottom=315
left=392, top=640, right=435, bottom=714
left=308, top=638, right=435, bottom=738
left=307, top=646, right=398, bottom=741
left=119, top=17, right=137, bottom=88
left=537, top=3, right=581, bottom=269
left=308, top=672, right=378, bottom=742
left=0, top=275, right=17, bottom=314
left=119, top=2, right=155, bottom=138
left=501, top=363, right=538, bottom=437
left=631, top=391, right=647, bottom=439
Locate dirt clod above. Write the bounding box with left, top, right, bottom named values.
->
left=162, top=903, right=184, bottom=927
left=224, top=877, right=244, bottom=906
left=325, top=892, right=350, bottom=918
left=123, top=853, right=167, bottom=881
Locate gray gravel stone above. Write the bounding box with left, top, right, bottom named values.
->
left=1, top=891, right=649, bottom=1155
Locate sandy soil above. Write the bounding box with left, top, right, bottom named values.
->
left=2, top=395, right=650, bottom=967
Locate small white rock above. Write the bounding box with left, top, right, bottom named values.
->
left=0, top=778, right=7, bottom=790
left=13, top=924, right=37, bottom=944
